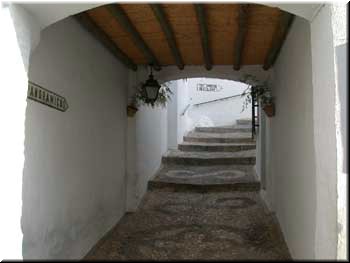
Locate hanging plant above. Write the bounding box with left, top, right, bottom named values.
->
left=239, top=74, right=274, bottom=116
left=126, top=95, right=138, bottom=117
left=131, top=81, right=173, bottom=108
left=126, top=104, right=138, bottom=117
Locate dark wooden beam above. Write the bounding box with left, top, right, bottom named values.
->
left=150, top=4, right=184, bottom=70
left=75, top=13, right=137, bottom=71
left=107, top=4, right=161, bottom=71
left=263, top=12, right=295, bottom=70
left=233, top=4, right=250, bottom=71
left=194, top=4, right=212, bottom=70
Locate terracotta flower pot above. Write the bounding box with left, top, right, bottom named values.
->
left=263, top=103, right=275, bottom=117
left=127, top=105, right=138, bottom=117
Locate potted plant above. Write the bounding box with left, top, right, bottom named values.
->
left=260, top=90, right=275, bottom=117
left=127, top=81, right=173, bottom=116
left=240, top=74, right=275, bottom=117
left=135, top=82, right=173, bottom=108
left=127, top=101, right=138, bottom=117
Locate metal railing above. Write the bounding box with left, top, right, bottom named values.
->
left=180, top=103, right=191, bottom=116
left=181, top=93, right=242, bottom=116
left=251, top=87, right=259, bottom=139
left=192, top=93, right=242, bottom=107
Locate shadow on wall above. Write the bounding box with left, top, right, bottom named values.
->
left=21, top=16, right=129, bottom=259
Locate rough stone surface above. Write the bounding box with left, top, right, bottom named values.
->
left=236, top=118, right=252, bottom=125
left=149, top=164, right=260, bottom=192
left=179, top=142, right=256, bottom=152
left=162, top=149, right=256, bottom=165
left=195, top=126, right=252, bottom=133
left=184, top=131, right=254, bottom=143
left=84, top=190, right=291, bottom=260
left=84, top=126, right=291, bottom=260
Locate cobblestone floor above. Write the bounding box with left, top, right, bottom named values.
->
left=164, top=149, right=257, bottom=159
left=84, top=190, right=291, bottom=260
left=152, top=164, right=258, bottom=185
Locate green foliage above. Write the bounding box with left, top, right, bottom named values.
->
left=131, top=82, right=173, bottom=108
left=239, top=74, right=273, bottom=112
left=152, top=83, right=173, bottom=108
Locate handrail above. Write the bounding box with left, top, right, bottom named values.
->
left=180, top=103, right=191, bottom=116
left=192, top=93, right=243, bottom=107
left=180, top=93, right=246, bottom=116
left=251, top=87, right=259, bottom=139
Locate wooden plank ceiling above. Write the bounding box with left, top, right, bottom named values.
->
left=75, top=3, right=294, bottom=71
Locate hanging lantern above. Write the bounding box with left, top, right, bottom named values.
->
left=141, top=65, right=161, bottom=105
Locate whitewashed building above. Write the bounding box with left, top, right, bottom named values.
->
left=0, top=1, right=347, bottom=260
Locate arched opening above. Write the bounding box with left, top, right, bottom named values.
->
left=126, top=74, right=268, bottom=195
left=1, top=2, right=346, bottom=261
left=164, top=77, right=252, bottom=142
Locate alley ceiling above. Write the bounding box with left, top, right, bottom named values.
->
left=75, top=3, right=294, bottom=71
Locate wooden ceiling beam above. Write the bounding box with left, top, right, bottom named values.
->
left=194, top=4, right=212, bottom=70
left=263, top=11, right=295, bottom=70
left=107, top=4, right=162, bottom=71
left=150, top=4, right=184, bottom=70
left=233, top=4, right=250, bottom=71
left=75, top=13, right=137, bottom=71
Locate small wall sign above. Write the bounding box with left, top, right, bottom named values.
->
left=196, top=83, right=223, bottom=92
left=27, top=82, right=68, bottom=112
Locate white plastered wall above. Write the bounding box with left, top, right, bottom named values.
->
left=0, top=3, right=41, bottom=260
left=167, top=81, right=179, bottom=149
left=186, top=78, right=251, bottom=127
left=23, top=16, right=129, bottom=259
left=126, top=66, right=168, bottom=211
left=165, top=76, right=252, bottom=150
left=330, top=4, right=348, bottom=260
left=263, top=16, right=317, bottom=259
left=310, top=4, right=338, bottom=259
left=261, top=4, right=344, bottom=260
left=176, top=79, right=192, bottom=144
left=166, top=79, right=191, bottom=148
left=134, top=104, right=167, bottom=203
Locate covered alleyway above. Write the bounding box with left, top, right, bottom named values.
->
left=85, top=122, right=290, bottom=260
left=0, top=1, right=347, bottom=261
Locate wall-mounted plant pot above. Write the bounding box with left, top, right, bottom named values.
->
left=127, top=105, right=138, bottom=117
left=263, top=103, right=275, bottom=117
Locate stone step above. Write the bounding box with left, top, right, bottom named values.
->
left=162, top=149, right=256, bottom=166
left=148, top=164, right=260, bottom=192
left=148, top=181, right=260, bottom=192
left=236, top=119, right=252, bottom=125
left=195, top=126, right=252, bottom=133
left=178, top=142, right=256, bottom=152
left=184, top=131, right=254, bottom=144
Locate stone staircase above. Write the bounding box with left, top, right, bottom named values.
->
left=87, top=119, right=291, bottom=261
left=148, top=120, right=260, bottom=192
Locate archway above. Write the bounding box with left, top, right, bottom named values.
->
left=0, top=2, right=346, bottom=260
left=21, top=3, right=322, bottom=31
